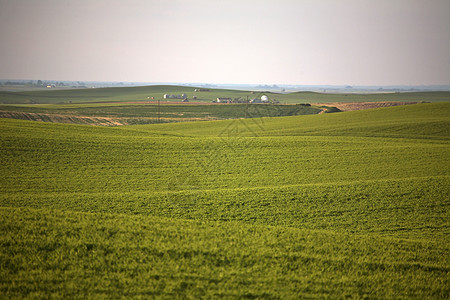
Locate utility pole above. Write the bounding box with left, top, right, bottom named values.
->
left=157, top=98, right=161, bottom=123
left=245, top=96, right=249, bottom=118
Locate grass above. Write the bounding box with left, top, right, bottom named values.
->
left=1, top=207, right=448, bottom=298
left=0, top=102, right=449, bottom=298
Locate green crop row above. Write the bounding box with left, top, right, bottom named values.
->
left=1, top=207, right=448, bottom=299
left=2, top=176, right=448, bottom=241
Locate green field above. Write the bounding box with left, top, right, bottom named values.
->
left=1, top=102, right=449, bottom=298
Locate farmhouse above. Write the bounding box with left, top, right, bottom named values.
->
left=164, top=93, right=187, bottom=99
left=194, top=88, right=210, bottom=92
left=216, top=98, right=232, bottom=103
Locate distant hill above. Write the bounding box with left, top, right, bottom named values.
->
left=0, top=85, right=449, bottom=104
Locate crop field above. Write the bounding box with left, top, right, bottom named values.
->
left=0, top=102, right=449, bottom=298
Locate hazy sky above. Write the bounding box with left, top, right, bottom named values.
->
left=1, top=0, right=449, bottom=85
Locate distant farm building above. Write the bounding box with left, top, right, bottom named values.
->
left=214, top=97, right=246, bottom=103
left=232, top=97, right=246, bottom=103
left=249, top=95, right=275, bottom=104
left=194, top=88, right=210, bottom=92
left=164, top=93, right=187, bottom=99
left=216, top=98, right=232, bottom=103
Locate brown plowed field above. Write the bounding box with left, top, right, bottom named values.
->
left=316, top=101, right=417, bottom=112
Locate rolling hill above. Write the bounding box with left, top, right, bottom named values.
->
left=0, top=102, right=449, bottom=298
